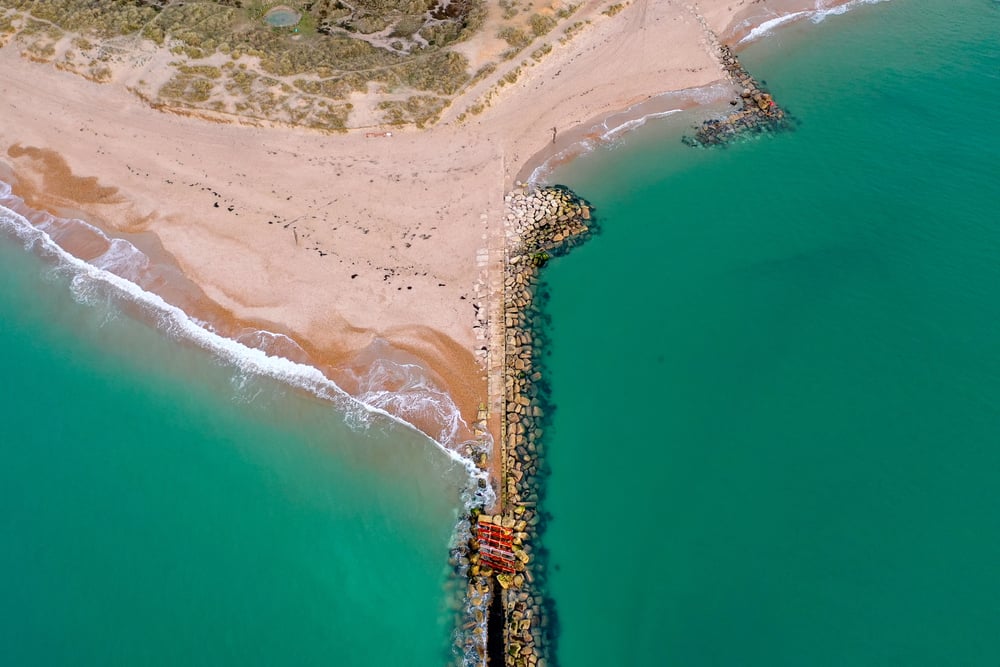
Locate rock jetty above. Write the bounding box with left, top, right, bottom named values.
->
left=688, top=44, right=790, bottom=146
left=451, top=185, right=594, bottom=667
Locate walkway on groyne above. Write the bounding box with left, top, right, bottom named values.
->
left=469, top=185, right=594, bottom=667
left=460, top=24, right=786, bottom=666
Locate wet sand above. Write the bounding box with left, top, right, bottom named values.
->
left=0, top=0, right=848, bottom=448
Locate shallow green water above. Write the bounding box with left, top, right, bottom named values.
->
left=543, top=1, right=1000, bottom=665
left=0, top=237, right=469, bottom=664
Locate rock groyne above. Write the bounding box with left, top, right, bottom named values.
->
left=688, top=44, right=790, bottom=146
left=452, top=185, right=594, bottom=667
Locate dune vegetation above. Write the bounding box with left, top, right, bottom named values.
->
left=1, top=0, right=591, bottom=129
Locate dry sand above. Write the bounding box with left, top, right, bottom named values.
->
left=0, top=0, right=844, bottom=447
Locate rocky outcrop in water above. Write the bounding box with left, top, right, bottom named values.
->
left=688, top=44, right=791, bottom=146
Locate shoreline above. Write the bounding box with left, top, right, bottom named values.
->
left=456, top=39, right=793, bottom=665
left=0, top=181, right=493, bottom=492
left=516, top=83, right=729, bottom=186
left=448, top=3, right=876, bottom=663
left=0, top=1, right=880, bottom=664
left=0, top=170, right=485, bottom=450
left=0, top=0, right=855, bottom=457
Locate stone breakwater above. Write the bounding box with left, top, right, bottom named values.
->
left=450, top=185, right=594, bottom=667
left=688, top=44, right=790, bottom=146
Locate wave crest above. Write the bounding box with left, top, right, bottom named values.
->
left=0, top=179, right=494, bottom=509
left=738, top=0, right=893, bottom=44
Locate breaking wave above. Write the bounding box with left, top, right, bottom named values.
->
left=350, top=343, right=471, bottom=448
left=738, top=0, right=893, bottom=44
left=526, top=100, right=688, bottom=186
left=599, top=109, right=681, bottom=141
left=0, top=179, right=494, bottom=510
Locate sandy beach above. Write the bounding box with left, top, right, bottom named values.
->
left=0, top=0, right=846, bottom=447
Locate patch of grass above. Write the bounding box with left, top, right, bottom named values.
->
left=178, top=64, right=222, bottom=79
left=19, top=17, right=59, bottom=37
left=292, top=76, right=357, bottom=99
left=27, top=0, right=156, bottom=37
left=246, top=0, right=278, bottom=20
left=88, top=62, right=112, bottom=81
left=378, top=94, right=447, bottom=127
left=390, top=14, right=423, bottom=38
left=497, top=25, right=530, bottom=49
left=469, top=61, right=496, bottom=85
left=560, top=20, right=587, bottom=43
left=160, top=71, right=216, bottom=104
left=528, top=13, right=556, bottom=37
left=500, top=45, right=522, bottom=60
left=0, top=12, right=16, bottom=37
left=5, top=0, right=485, bottom=129
left=602, top=2, right=627, bottom=17
left=499, top=0, right=518, bottom=19
left=530, top=42, right=550, bottom=61
left=392, top=50, right=469, bottom=95
left=18, top=18, right=63, bottom=61
left=556, top=3, right=579, bottom=19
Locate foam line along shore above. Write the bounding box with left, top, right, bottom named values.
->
left=0, top=179, right=494, bottom=507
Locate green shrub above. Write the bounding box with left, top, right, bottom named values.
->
left=556, top=3, right=579, bottom=19
left=602, top=2, right=627, bottom=16
left=8, top=0, right=481, bottom=129
left=530, top=42, right=551, bottom=61
left=529, top=13, right=556, bottom=37
left=497, top=25, right=530, bottom=49
left=499, top=0, right=518, bottom=19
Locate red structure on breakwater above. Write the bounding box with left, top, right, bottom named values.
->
left=476, top=518, right=517, bottom=573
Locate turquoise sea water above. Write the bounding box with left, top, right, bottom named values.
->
left=543, top=0, right=1000, bottom=665
left=3, top=1, right=998, bottom=665
left=0, top=234, right=470, bottom=663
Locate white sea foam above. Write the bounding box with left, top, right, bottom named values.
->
left=687, top=81, right=734, bottom=106
left=526, top=138, right=598, bottom=187
left=527, top=106, right=684, bottom=185
left=354, top=354, right=470, bottom=448
left=91, top=237, right=151, bottom=282
left=739, top=0, right=892, bottom=44
left=0, top=180, right=494, bottom=508
left=738, top=10, right=810, bottom=43
left=600, top=109, right=681, bottom=141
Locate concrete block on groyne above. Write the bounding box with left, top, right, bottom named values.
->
left=452, top=184, right=595, bottom=666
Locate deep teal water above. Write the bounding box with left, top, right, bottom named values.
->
left=3, top=1, right=998, bottom=665
left=0, top=237, right=469, bottom=664
left=543, top=1, right=1000, bottom=665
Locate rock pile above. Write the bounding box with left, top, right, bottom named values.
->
left=497, top=185, right=593, bottom=667
left=451, top=567, right=493, bottom=665
left=451, top=184, right=593, bottom=667
left=449, top=520, right=493, bottom=666
left=688, top=44, right=790, bottom=146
